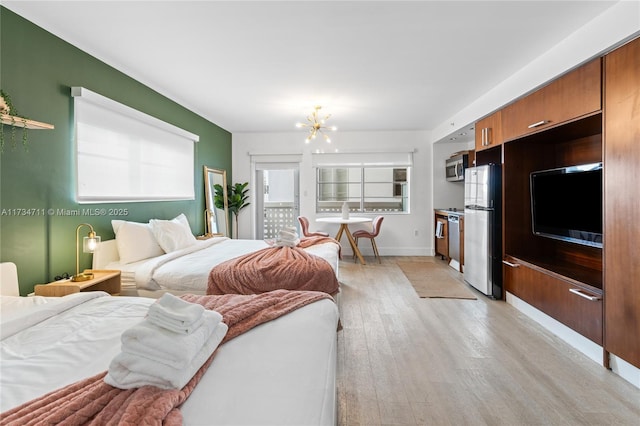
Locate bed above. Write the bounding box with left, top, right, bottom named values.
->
left=0, top=290, right=340, bottom=425
left=93, top=215, right=341, bottom=297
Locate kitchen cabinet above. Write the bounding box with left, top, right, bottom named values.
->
left=434, top=211, right=449, bottom=259
left=603, top=36, right=640, bottom=369
left=501, top=58, right=601, bottom=142
left=475, top=110, right=502, bottom=152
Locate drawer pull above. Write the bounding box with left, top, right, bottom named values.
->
left=528, top=120, right=550, bottom=129
left=569, top=288, right=601, bottom=301
left=502, top=260, right=519, bottom=268
left=482, top=128, right=492, bottom=146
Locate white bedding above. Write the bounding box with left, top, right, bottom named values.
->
left=0, top=292, right=339, bottom=425
left=99, top=237, right=340, bottom=293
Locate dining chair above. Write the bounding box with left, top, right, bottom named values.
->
left=352, top=216, right=384, bottom=263
left=297, top=216, right=330, bottom=237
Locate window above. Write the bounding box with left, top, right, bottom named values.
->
left=72, top=87, right=199, bottom=203
left=313, top=151, right=412, bottom=214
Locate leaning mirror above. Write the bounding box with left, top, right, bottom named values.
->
left=204, top=166, right=229, bottom=237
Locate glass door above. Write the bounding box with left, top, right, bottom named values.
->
left=254, top=163, right=300, bottom=240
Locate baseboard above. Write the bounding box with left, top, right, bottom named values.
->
left=342, top=246, right=433, bottom=257
left=506, top=292, right=640, bottom=389
left=609, top=354, right=640, bottom=389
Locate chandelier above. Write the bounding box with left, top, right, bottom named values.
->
left=296, top=106, right=337, bottom=143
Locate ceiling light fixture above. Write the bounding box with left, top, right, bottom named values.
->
left=296, top=105, right=337, bottom=143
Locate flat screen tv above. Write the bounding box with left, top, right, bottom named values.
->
left=530, top=162, right=603, bottom=248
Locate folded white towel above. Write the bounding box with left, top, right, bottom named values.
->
left=275, top=238, right=300, bottom=248
left=278, top=229, right=298, bottom=241
left=148, top=293, right=205, bottom=326
left=105, top=322, right=228, bottom=390
left=147, top=310, right=204, bottom=334
left=121, top=310, right=223, bottom=369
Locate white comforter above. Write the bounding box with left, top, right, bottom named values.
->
left=108, top=237, right=340, bottom=292
left=0, top=293, right=339, bottom=425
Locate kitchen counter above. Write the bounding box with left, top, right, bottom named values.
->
left=435, top=208, right=464, bottom=216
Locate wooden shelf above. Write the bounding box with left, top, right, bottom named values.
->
left=1, top=113, right=54, bottom=130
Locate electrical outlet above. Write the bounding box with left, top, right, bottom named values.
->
left=414, top=229, right=418, bottom=236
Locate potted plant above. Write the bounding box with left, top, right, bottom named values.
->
left=214, top=182, right=250, bottom=238
left=0, top=89, right=30, bottom=153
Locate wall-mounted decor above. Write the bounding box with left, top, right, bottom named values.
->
left=0, top=89, right=54, bottom=152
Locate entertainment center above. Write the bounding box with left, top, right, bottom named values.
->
left=473, top=36, right=640, bottom=379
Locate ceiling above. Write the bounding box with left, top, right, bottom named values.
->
left=3, top=1, right=618, bottom=141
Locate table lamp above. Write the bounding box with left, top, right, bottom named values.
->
left=71, top=223, right=101, bottom=282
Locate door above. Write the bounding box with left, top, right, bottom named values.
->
left=254, top=163, right=300, bottom=240
left=463, top=208, right=491, bottom=295
left=474, top=165, right=492, bottom=209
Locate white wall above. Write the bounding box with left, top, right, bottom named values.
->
left=232, top=130, right=433, bottom=256
left=431, top=0, right=640, bottom=144
left=432, top=140, right=474, bottom=210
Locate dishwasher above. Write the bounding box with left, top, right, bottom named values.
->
left=448, top=214, right=461, bottom=271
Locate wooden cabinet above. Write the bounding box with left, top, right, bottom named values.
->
left=503, top=256, right=603, bottom=344
left=502, top=114, right=603, bottom=347
left=35, top=270, right=121, bottom=297
left=502, top=58, right=602, bottom=142
left=434, top=210, right=465, bottom=272
left=603, top=37, right=640, bottom=369
left=475, top=110, right=503, bottom=152
left=434, top=211, right=448, bottom=259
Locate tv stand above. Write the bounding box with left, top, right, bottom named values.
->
left=502, top=109, right=603, bottom=345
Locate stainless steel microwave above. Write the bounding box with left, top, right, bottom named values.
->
left=445, top=154, right=468, bottom=182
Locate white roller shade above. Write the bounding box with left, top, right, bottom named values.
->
left=72, top=87, right=199, bottom=203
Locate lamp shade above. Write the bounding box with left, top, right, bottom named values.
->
left=83, top=235, right=101, bottom=253
left=72, top=223, right=100, bottom=282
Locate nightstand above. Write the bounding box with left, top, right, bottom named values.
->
left=196, top=234, right=216, bottom=240
left=34, top=270, right=121, bottom=297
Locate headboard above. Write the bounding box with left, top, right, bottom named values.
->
left=92, top=240, right=120, bottom=269
left=0, top=262, right=20, bottom=296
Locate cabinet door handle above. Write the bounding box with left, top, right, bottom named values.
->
left=481, top=128, right=486, bottom=146
left=528, top=120, right=550, bottom=129
left=569, top=288, right=601, bottom=301
left=502, top=260, right=519, bottom=268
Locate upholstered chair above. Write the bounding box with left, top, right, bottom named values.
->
left=352, top=216, right=384, bottom=263
left=297, top=216, right=330, bottom=237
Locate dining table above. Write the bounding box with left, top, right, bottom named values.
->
left=316, top=216, right=373, bottom=265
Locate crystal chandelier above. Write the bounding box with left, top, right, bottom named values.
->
left=296, top=106, right=337, bottom=143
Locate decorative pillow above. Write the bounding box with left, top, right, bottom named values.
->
left=149, top=214, right=197, bottom=253
left=112, top=220, right=165, bottom=264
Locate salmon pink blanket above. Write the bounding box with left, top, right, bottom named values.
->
left=0, top=290, right=332, bottom=426
left=207, top=239, right=340, bottom=296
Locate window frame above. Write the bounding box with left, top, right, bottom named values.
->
left=316, top=166, right=410, bottom=214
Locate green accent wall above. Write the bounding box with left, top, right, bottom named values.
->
left=0, top=8, right=232, bottom=295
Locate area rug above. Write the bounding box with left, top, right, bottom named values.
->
left=396, top=261, right=477, bottom=299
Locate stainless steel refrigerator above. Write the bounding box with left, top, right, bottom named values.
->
left=463, top=164, right=502, bottom=298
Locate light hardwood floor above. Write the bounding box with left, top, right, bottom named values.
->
left=336, top=256, right=640, bottom=426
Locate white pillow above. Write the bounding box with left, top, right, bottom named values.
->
left=149, top=214, right=197, bottom=253
left=112, top=220, right=165, bottom=264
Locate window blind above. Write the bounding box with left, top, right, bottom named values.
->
left=72, top=87, right=199, bottom=203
